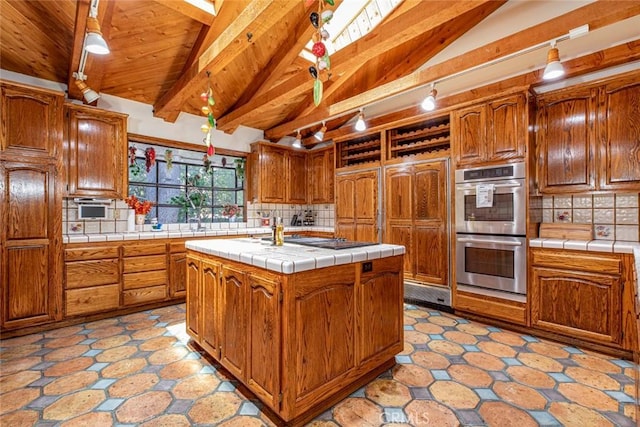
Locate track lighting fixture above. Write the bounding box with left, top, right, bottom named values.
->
left=85, top=0, right=110, bottom=55
left=355, top=109, right=366, bottom=131
left=314, top=121, right=327, bottom=141
left=75, top=79, right=100, bottom=103
left=421, top=84, right=437, bottom=111
left=292, top=129, right=303, bottom=148
left=542, top=41, right=565, bottom=80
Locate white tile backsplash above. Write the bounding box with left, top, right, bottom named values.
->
left=615, top=208, right=639, bottom=225
left=615, top=193, right=639, bottom=208
left=572, top=195, right=592, bottom=209
left=593, top=194, right=615, bottom=208
left=553, top=195, right=572, bottom=209
left=615, top=225, right=639, bottom=242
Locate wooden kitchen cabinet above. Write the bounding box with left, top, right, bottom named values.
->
left=536, top=70, right=640, bottom=193
left=248, top=142, right=307, bottom=204
left=530, top=248, right=624, bottom=348
left=0, top=161, right=62, bottom=330
left=65, top=103, right=128, bottom=199
left=598, top=73, right=640, bottom=191
left=122, top=242, right=168, bottom=306
left=169, top=242, right=187, bottom=298
left=185, top=254, right=220, bottom=357
left=535, top=86, right=597, bottom=193
left=0, top=81, right=64, bottom=161
left=452, top=92, right=527, bottom=167
left=335, top=168, right=379, bottom=242
left=308, top=146, right=334, bottom=204
left=64, top=246, right=120, bottom=317
left=384, top=160, right=448, bottom=286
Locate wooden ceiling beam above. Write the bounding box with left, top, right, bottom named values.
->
left=231, top=0, right=341, bottom=110
left=218, top=0, right=497, bottom=133
left=326, top=39, right=640, bottom=143
left=328, top=1, right=640, bottom=116
left=153, top=0, right=216, bottom=25
left=153, top=0, right=302, bottom=122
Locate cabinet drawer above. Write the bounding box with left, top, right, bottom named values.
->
left=66, top=259, right=119, bottom=289
left=169, top=241, right=186, bottom=253
left=123, top=285, right=166, bottom=305
left=122, top=243, right=166, bottom=257
left=65, top=284, right=120, bottom=316
left=455, top=291, right=527, bottom=325
left=65, top=246, right=119, bottom=261
left=123, top=255, right=167, bottom=273
left=531, top=249, right=621, bottom=274
left=123, top=270, right=167, bottom=289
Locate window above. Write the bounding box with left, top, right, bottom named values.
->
left=127, top=140, right=245, bottom=224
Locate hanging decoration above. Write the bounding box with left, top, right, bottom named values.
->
left=144, top=147, right=156, bottom=172
left=308, top=0, right=334, bottom=106
left=199, top=71, right=216, bottom=167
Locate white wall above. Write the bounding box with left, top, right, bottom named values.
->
left=0, top=69, right=263, bottom=153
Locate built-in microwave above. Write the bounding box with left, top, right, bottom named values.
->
left=75, top=198, right=110, bottom=219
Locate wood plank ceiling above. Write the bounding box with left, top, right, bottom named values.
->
left=1, top=0, right=639, bottom=146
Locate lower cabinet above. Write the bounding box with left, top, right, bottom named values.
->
left=169, top=242, right=187, bottom=298
left=530, top=248, right=633, bottom=350
left=64, top=246, right=120, bottom=316
left=186, top=251, right=404, bottom=425
left=122, top=243, right=167, bottom=305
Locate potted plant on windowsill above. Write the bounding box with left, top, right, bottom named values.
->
left=125, top=195, right=153, bottom=230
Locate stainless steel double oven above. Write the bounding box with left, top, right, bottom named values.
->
left=455, top=162, right=526, bottom=296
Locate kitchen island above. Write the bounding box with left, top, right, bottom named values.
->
left=185, top=238, right=405, bottom=426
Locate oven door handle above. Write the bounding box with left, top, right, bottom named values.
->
left=457, top=237, right=523, bottom=246
left=456, top=182, right=522, bottom=191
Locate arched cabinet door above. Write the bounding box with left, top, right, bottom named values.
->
left=1, top=162, right=62, bottom=330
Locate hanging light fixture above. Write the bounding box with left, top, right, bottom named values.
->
left=542, top=41, right=565, bottom=80
left=292, top=129, right=303, bottom=148
left=314, top=121, right=327, bottom=141
left=74, top=79, right=100, bottom=103
left=355, top=109, right=366, bottom=131
left=421, top=83, right=437, bottom=111
left=85, top=0, right=110, bottom=55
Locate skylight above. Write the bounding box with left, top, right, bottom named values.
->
left=300, top=0, right=402, bottom=63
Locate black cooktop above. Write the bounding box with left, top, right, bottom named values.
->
left=263, top=236, right=375, bottom=250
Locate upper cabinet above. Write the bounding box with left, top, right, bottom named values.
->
left=248, top=142, right=307, bottom=204
left=452, top=92, right=527, bottom=167
left=308, top=146, right=334, bottom=204
left=65, top=104, right=128, bottom=199
left=536, top=71, right=640, bottom=194
left=0, top=80, right=64, bottom=161
left=598, top=75, right=640, bottom=191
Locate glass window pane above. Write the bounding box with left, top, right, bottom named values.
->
left=128, top=185, right=156, bottom=202
left=159, top=186, right=186, bottom=205
left=187, top=166, right=212, bottom=187
left=128, top=158, right=148, bottom=183
left=213, top=168, right=236, bottom=188
left=159, top=162, right=186, bottom=184
left=214, top=190, right=235, bottom=206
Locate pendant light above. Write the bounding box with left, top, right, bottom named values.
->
left=292, top=130, right=303, bottom=148
left=542, top=41, right=565, bottom=80
left=421, top=83, right=437, bottom=111
left=314, top=121, right=327, bottom=141
left=355, top=109, right=366, bottom=131
left=85, top=0, right=110, bottom=55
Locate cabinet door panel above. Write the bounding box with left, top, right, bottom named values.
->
left=293, top=266, right=356, bottom=398
left=600, top=79, right=640, bottom=190
left=186, top=257, right=200, bottom=338
left=4, top=245, right=49, bottom=322
left=287, top=151, right=307, bottom=203
left=1, top=162, right=60, bottom=330
left=386, top=224, right=413, bottom=277
left=259, top=147, right=286, bottom=202
left=201, top=260, right=219, bottom=356
left=385, top=166, right=412, bottom=221
left=454, top=105, right=485, bottom=166
left=1, top=83, right=62, bottom=159
left=360, top=258, right=403, bottom=363
left=531, top=267, right=621, bottom=344
left=335, top=175, right=355, bottom=222
left=221, top=266, right=247, bottom=379
left=66, top=106, right=127, bottom=198
left=169, top=253, right=187, bottom=298
left=247, top=272, right=280, bottom=409
left=537, top=89, right=597, bottom=192
left=487, top=94, right=525, bottom=160
left=414, top=225, right=447, bottom=286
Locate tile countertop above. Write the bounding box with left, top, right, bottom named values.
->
left=529, top=238, right=640, bottom=254
left=186, top=238, right=406, bottom=274
left=63, top=226, right=334, bottom=244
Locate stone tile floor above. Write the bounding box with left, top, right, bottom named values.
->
left=0, top=303, right=637, bottom=426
